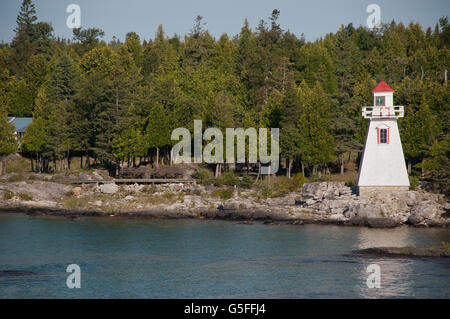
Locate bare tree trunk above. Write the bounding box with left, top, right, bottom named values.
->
left=408, top=161, right=412, bottom=174
left=287, top=158, right=292, bottom=178
left=156, top=148, right=159, bottom=169
left=215, top=163, right=223, bottom=178
left=340, top=155, right=345, bottom=175
left=301, top=162, right=305, bottom=177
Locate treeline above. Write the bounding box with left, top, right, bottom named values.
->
left=0, top=1, right=448, bottom=194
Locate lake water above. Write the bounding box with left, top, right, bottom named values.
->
left=0, top=213, right=449, bottom=298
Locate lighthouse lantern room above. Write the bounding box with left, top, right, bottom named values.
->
left=357, top=80, right=410, bottom=195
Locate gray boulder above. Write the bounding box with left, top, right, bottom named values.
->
left=301, top=182, right=351, bottom=200
left=407, top=201, right=440, bottom=225
left=349, top=216, right=400, bottom=228
left=219, top=200, right=247, bottom=210
left=98, top=183, right=119, bottom=194
left=344, top=203, right=384, bottom=219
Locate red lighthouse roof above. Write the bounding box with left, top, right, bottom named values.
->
left=372, top=79, right=394, bottom=93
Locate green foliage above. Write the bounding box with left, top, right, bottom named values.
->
left=216, top=171, right=240, bottom=187
left=2, top=3, right=448, bottom=194
left=193, top=168, right=215, bottom=185
left=421, top=137, right=450, bottom=196
left=441, top=242, right=450, bottom=250
left=255, top=174, right=306, bottom=198
left=239, top=174, right=254, bottom=189
left=297, top=81, right=335, bottom=167
left=2, top=190, right=14, bottom=200
left=211, top=188, right=234, bottom=200
left=0, top=107, right=18, bottom=156
left=19, top=192, right=32, bottom=201
left=409, top=175, right=420, bottom=190
left=215, top=171, right=254, bottom=189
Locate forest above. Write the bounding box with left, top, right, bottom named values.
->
left=0, top=0, right=448, bottom=195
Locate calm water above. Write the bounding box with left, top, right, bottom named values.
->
left=0, top=213, right=449, bottom=298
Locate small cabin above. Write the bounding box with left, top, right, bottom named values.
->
left=8, top=117, right=33, bottom=139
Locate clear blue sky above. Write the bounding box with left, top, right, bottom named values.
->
left=0, top=0, right=449, bottom=43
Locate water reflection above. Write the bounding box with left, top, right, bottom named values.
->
left=0, top=214, right=448, bottom=298
left=354, top=227, right=448, bottom=298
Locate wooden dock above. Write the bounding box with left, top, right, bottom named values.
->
left=72, top=179, right=195, bottom=184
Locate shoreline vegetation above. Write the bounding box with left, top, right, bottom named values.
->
left=0, top=1, right=449, bottom=201
left=0, top=158, right=448, bottom=229
left=0, top=2, right=448, bottom=230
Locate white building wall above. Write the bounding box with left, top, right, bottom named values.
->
left=357, top=119, right=410, bottom=187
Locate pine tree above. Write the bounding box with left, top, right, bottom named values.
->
left=297, top=82, right=335, bottom=175
left=145, top=103, right=170, bottom=168
left=0, top=106, right=18, bottom=174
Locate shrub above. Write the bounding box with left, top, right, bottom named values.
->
left=409, top=175, right=419, bottom=190
left=19, top=192, right=32, bottom=201
left=216, top=171, right=239, bottom=187
left=212, top=188, right=234, bottom=200
left=239, top=174, right=254, bottom=189
left=193, top=168, right=215, bottom=185
left=254, top=174, right=306, bottom=198
left=2, top=190, right=14, bottom=200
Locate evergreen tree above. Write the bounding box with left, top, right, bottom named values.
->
left=0, top=106, right=18, bottom=174
left=145, top=103, right=170, bottom=168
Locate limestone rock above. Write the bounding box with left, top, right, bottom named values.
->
left=344, top=203, right=384, bottom=219
left=301, top=182, right=352, bottom=200
left=98, top=183, right=119, bottom=194
left=407, top=201, right=440, bottom=225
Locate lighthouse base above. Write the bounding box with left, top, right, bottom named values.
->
left=358, top=186, right=409, bottom=196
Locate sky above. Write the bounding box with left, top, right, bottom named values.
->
left=0, top=0, right=449, bottom=43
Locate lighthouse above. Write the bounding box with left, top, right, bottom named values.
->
left=357, top=80, right=410, bottom=196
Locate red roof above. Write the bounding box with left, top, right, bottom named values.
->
left=372, top=79, right=394, bottom=93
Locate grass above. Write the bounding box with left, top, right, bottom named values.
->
left=254, top=173, right=306, bottom=198
left=5, top=158, right=31, bottom=174
left=7, top=174, right=25, bottom=182
left=309, top=171, right=358, bottom=184
left=211, top=188, right=234, bottom=200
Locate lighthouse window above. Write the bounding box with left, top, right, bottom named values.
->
left=376, top=96, right=385, bottom=106
left=379, top=128, right=388, bottom=144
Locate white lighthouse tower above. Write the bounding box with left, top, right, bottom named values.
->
left=357, top=80, right=410, bottom=196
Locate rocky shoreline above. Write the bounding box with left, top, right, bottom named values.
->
left=352, top=246, right=450, bottom=258
left=0, top=172, right=449, bottom=228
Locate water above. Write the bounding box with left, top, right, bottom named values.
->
left=0, top=213, right=449, bottom=298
